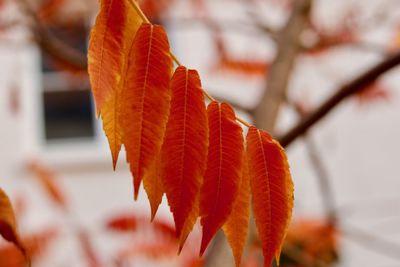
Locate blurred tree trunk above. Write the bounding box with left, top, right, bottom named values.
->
left=204, top=0, right=312, bottom=266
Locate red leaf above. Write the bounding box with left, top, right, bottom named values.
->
left=0, top=188, right=27, bottom=262
left=105, top=215, right=138, bottom=232
left=121, top=23, right=173, bottom=199
left=285, top=219, right=338, bottom=264
left=222, top=153, right=251, bottom=267
left=355, top=82, right=391, bottom=105
left=88, top=0, right=142, bottom=114
left=27, top=162, right=67, bottom=209
left=0, top=227, right=57, bottom=267
left=213, top=34, right=269, bottom=77
left=199, top=101, right=244, bottom=255
left=246, top=126, right=294, bottom=267
left=161, top=66, right=208, bottom=249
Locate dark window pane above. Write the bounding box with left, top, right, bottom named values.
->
left=43, top=90, right=94, bottom=140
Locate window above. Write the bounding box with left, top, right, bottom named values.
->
left=41, top=22, right=95, bottom=142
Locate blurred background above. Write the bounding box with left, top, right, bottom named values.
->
left=1, top=0, right=400, bottom=266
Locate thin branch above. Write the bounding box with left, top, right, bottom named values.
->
left=304, top=137, right=337, bottom=223
left=342, top=222, right=400, bottom=261
left=289, top=100, right=338, bottom=222
left=253, top=0, right=313, bottom=133
left=16, top=0, right=88, bottom=70
left=165, top=17, right=273, bottom=38
left=127, top=0, right=253, bottom=128
left=278, top=50, right=400, bottom=148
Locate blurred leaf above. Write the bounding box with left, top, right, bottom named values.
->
left=283, top=219, right=338, bottom=265
left=355, top=82, right=391, bottom=105
left=28, top=162, right=67, bottom=209
left=0, top=227, right=57, bottom=267
left=0, top=188, right=28, bottom=262
left=105, top=215, right=138, bottom=232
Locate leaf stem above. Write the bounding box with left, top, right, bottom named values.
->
left=127, top=0, right=252, bottom=128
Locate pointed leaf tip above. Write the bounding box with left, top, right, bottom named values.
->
left=222, top=152, right=251, bottom=267
left=0, top=188, right=28, bottom=261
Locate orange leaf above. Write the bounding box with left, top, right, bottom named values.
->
left=161, top=66, right=208, bottom=249
left=143, top=154, right=164, bottom=220
left=121, top=23, right=173, bottom=199
left=246, top=126, right=294, bottom=267
left=199, top=101, right=244, bottom=255
left=91, top=1, right=144, bottom=168
left=216, top=58, right=269, bottom=77
left=0, top=188, right=27, bottom=261
left=0, top=227, right=58, bottom=266
left=88, top=0, right=142, bottom=114
left=105, top=215, right=138, bottom=232
left=27, top=162, right=67, bottom=209
left=285, top=218, right=338, bottom=264
left=222, top=153, right=251, bottom=267
left=355, top=82, right=391, bottom=105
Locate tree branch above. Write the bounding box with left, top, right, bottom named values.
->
left=16, top=0, right=88, bottom=70
left=279, top=50, right=400, bottom=148
left=253, top=0, right=312, bottom=133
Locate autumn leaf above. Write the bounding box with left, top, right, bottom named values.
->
left=88, top=0, right=142, bottom=114
left=199, top=101, right=244, bottom=256
left=105, top=213, right=176, bottom=240
left=161, top=66, right=208, bottom=249
left=284, top=219, right=338, bottom=265
left=91, top=0, right=146, bottom=168
left=121, top=23, right=173, bottom=199
left=0, top=228, right=57, bottom=267
left=355, top=82, right=391, bottom=105
left=246, top=126, right=294, bottom=267
left=216, top=58, right=269, bottom=77
left=213, top=34, right=269, bottom=77
left=143, top=154, right=165, bottom=220
left=222, top=153, right=251, bottom=267
left=27, top=162, right=67, bottom=209
left=0, top=188, right=27, bottom=261
left=105, top=215, right=138, bottom=232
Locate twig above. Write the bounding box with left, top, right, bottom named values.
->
left=127, top=0, right=252, bottom=128
left=342, top=222, right=400, bottom=261
left=16, top=0, right=88, bottom=70
left=290, top=101, right=338, bottom=223
left=253, top=0, right=313, bottom=133
left=304, top=137, right=337, bottom=223
left=278, top=50, right=400, bottom=148
left=164, top=17, right=272, bottom=38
